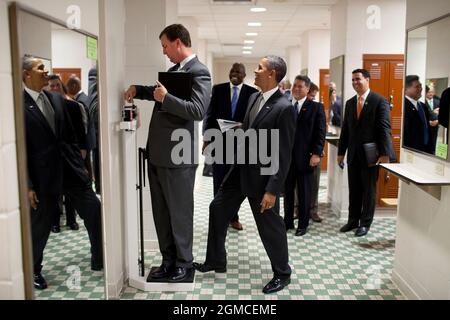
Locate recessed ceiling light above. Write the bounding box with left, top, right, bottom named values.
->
left=250, top=7, right=267, bottom=13
left=244, top=40, right=255, bottom=44
left=245, top=32, right=258, bottom=36
left=242, top=51, right=252, bottom=55
left=248, top=22, right=262, bottom=27
left=243, top=46, right=253, bottom=50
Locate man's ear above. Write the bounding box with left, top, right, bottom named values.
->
left=22, top=70, right=30, bottom=82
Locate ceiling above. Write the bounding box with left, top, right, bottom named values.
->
left=177, top=0, right=338, bottom=59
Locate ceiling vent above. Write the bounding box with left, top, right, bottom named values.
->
left=211, top=0, right=256, bottom=4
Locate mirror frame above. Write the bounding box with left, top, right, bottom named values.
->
left=403, top=13, right=450, bottom=162
left=8, top=2, right=105, bottom=299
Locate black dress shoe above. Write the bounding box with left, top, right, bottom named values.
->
left=339, top=223, right=358, bottom=233
left=295, top=228, right=307, bottom=236
left=51, top=225, right=60, bottom=233
left=262, top=276, right=290, bottom=294
left=34, top=273, right=48, bottom=290
left=150, top=265, right=173, bottom=279
left=68, top=222, right=79, bottom=230
left=285, top=223, right=295, bottom=231
left=168, top=267, right=192, bottom=282
left=193, top=262, right=226, bottom=273
left=355, top=226, right=370, bottom=237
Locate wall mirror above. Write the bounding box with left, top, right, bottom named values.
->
left=328, top=55, right=344, bottom=134
left=9, top=3, right=105, bottom=299
left=403, top=13, right=450, bottom=161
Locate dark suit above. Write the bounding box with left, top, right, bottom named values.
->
left=338, top=90, right=391, bottom=228
left=24, top=89, right=103, bottom=273
left=403, top=98, right=431, bottom=153
left=284, top=99, right=326, bottom=230
left=330, top=96, right=342, bottom=126
left=134, top=56, right=211, bottom=269
left=426, top=97, right=440, bottom=153
left=438, top=87, right=449, bottom=129
left=203, top=89, right=295, bottom=278
left=203, top=82, right=258, bottom=222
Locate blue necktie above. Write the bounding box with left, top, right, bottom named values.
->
left=293, top=101, right=299, bottom=121
left=231, top=86, right=239, bottom=118
left=417, top=102, right=429, bottom=145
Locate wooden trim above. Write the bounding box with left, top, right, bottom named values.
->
left=8, top=2, right=34, bottom=300
left=363, top=54, right=404, bottom=61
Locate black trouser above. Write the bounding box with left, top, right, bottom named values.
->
left=205, top=168, right=291, bottom=278
left=213, top=163, right=239, bottom=223
left=148, top=163, right=197, bottom=268
left=347, top=161, right=379, bottom=228
left=309, top=164, right=321, bottom=215
left=93, top=148, right=101, bottom=194
left=52, top=196, right=77, bottom=227
left=284, top=163, right=313, bottom=230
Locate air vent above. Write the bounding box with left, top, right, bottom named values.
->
left=211, top=0, right=256, bottom=4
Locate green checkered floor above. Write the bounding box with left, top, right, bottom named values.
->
left=36, top=171, right=404, bottom=300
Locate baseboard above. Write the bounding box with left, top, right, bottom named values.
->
left=392, top=269, right=419, bottom=300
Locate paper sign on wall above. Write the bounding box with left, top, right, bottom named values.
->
left=86, top=36, right=97, bottom=60
left=435, top=143, right=448, bottom=160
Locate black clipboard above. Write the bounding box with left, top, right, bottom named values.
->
left=363, top=142, right=379, bottom=167
left=158, top=72, right=193, bottom=100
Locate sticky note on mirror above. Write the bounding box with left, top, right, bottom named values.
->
left=435, top=143, right=448, bottom=160
left=87, top=36, right=97, bottom=60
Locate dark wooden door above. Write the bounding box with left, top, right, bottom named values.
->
left=52, top=68, right=81, bottom=85
left=363, top=54, right=404, bottom=207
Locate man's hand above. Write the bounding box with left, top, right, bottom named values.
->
left=337, top=155, right=345, bottom=166
left=260, top=192, right=276, bottom=213
left=124, top=85, right=137, bottom=104
left=28, top=189, right=39, bottom=210
left=81, top=149, right=87, bottom=160
left=377, top=155, right=390, bottom=164
left=202, top=141, right=210, bottom=155
left=310, top=154, right=321, bottom=167
left=154, top=80, right=168, bottom=103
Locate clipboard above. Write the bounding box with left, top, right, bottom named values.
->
left=158, top=71, right=193, bottom=100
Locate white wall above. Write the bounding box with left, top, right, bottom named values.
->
left=51, top=29, right=97, bottom=93
left=286, top=46, right=302, bottom=83
left=19, top=11, right=52, bottom=61
left=213, top=58, right=259, bottom=87
left=0, top=0, right=25, bottom=300
left=426, top=17, right=450, bottom=81
left=301, top=29, right=330, bottom=85
left=406, top=37, right=427, bottom=85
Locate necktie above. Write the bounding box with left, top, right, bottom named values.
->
left=172, top=63, right=180, bottom=71
left=417, top=102, right=429, bottom=145
left=38, top=93, right=55, bottom=133
left=293, top=101, right=299, bottom=121
left=357, top=96, right=364, bottom=119
left=231, top=86, right=239, bottom=118
left=248, top=94, right=264, bottom=127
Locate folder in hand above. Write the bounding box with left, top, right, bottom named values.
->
left=363, top=142, right=379, bottom=167
left=158, top=71, right=193, bottom=100
left=217, top=119, right=242, bottom=133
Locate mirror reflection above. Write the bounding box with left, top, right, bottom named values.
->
left=403, top=15, right=450, bottom=160
left=328, top=55, right=344, bottom=133
left=17, top=9, right=105, bottom=298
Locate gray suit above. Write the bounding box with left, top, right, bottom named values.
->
left=134, top=56, right=211, bottom=268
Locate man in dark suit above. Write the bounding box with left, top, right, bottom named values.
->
left=284, top=76, right=326, bottom=236
left=403, top=75, right=432, bottom=153
left=203, top=62, right=258, bottom=231
left=23, top=56, right=103, bottom=290
left=438, top=87, right=449, bottom=128
left=425, top=85, right=440, bottom=153
left=194, top=55, right=296, bottom=294
left=124, top=24, right=211, bottom=282
left=338, top=69, right=392, bottom=237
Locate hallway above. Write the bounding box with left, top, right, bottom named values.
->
left=36, top=171, right=403, bottom=300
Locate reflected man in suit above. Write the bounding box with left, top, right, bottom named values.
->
left=203, top=63, right=258, bottom=231
left=194, top=55, right=296, bottom=294
left=438, top=87, right=449, bottom=129
left=338, top=69, right=392, bottom=237
left=283, top=76, right=326, bottom=236
left=124, top=24, right=212, bottom=282
left=23, top=56, right=103, bottom=290
left=425, top=85, right=440, bottom=153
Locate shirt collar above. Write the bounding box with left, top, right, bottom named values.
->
left=293, top=96, right=307, bottom=107
left=261, top=86, right=279, bottom=104
left=24, top=83, right=42, bottom=104
left=358, top=88, right=370, bottom=101
left=179, top=54, right=196, bottom=70
left=230, top=82, right=244, bottom=91
left=406, top=95, right=419, bottom=109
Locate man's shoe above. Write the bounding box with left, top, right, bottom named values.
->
left=262, top=276, right=290, bottom=294
left=355, top=226, right=370, bottom=237
left=150, top=265, right=173, bottom=279
left=34, top=273, right=48, bottom=290
left=51, top=226, right=60, bottom=233
left=339, top=223, right=358, bottom=233
left=311, top=213, right=323, bottom=223
left=168, top=267, right=192, bottom=282
left=68, top=222, right=79, bottom=231
left=295, top=228, right=307, bottom=237
left=193, top=262, right=226, bottom=273
left=230, top=221, right=243, bottom=231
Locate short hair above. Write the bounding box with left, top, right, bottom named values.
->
left=22, top=55, right=36, bottom=71
left=405, top=75, right=420, bottom=88
left=264, top=55, right=287, bottom=83
left=159, top=24, right=191, bottom=47
left=294, top=75, right=311, bottom=88
left=425, top=85, right=433, bottom=93
left=352, top=68, right=371, bottom=79
left=66, top=77, right=82, bottom=94
left=309, top=82, right=319, bottom=92
left=231, top=62, right=245, bottom=73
